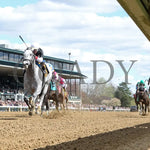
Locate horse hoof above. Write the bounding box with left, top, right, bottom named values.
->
left=29, top=111, right=33, bottom=116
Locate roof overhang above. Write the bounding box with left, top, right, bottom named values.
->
left=55, top=69, right=87, bottom=79
left=0, top=64, right=23, bottom=77
left=0, top=61, right=87, bottom=79
left=117, top=0, right=150, bottom=41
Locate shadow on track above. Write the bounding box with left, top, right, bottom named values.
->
left=35, top=122, right=150, bottom=150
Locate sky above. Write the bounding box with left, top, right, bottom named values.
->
left=0, top=0, right=150, bottom=93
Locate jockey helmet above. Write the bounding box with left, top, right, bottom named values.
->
left=36, top=48, right=43, bottom=57
left=140, top=80, right=144, bottom=84
left=54, top=71, right=57, bottom=76
left=53, top=71, right=59, bottom=80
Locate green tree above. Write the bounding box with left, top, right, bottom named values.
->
left=114, top=82, right=133, bottom=107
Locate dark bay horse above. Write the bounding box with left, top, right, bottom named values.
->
left=138, top=90, right=150, bottom=115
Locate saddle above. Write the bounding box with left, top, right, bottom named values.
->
left=36, top=61, right=49, bottom=77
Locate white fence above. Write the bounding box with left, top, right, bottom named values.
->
left=0, top=105, right=130, bottom=112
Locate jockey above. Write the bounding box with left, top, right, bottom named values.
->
left=139, top=80, right=150, bottom=96
left=32, top=47, right=47, bottom=74
left=52, top=70, right=59, bottom=82
left=139, top=80, right=146, bottom=91
left=49, top=70, right=59, bottom=91
left=59, top=76, right=67, bottom=90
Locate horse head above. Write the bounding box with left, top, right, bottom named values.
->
left=139, top=90, right=145, bottom=97
left=23, top=47, right=34, bottom=69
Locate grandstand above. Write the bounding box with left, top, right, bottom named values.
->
left=0, top=44, right=86, bottom=104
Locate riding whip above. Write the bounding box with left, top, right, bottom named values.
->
left=19, top=35, right=28, bottom=48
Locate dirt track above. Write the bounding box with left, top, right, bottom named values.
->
left=0, top=111, right=150, bottom=150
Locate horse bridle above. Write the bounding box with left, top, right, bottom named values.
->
left=23, top=49, right=35, bottom=65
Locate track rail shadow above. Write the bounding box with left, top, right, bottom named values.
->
left=35, top=122, right=150, bottom=150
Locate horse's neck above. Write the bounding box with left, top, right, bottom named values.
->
left=26, top=61, right=40, bottom=79
left=27, top=61, right=35, bottom=72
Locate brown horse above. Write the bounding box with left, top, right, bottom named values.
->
left=42, top=81, right=68, bottom=112
left=56, top=83, right=68, bottom=110
left=138, top=90, right=150, bottom=115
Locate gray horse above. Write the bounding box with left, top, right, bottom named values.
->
left=22, top=47, right=53, bottom=115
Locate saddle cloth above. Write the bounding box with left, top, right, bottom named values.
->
left=50, top=81, right=56, bottom=91
left=45, top=63, right=54, bottom=75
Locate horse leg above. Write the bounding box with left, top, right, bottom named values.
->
left=46, top=100, right=50, bottom=115
left=142, top=103, right=145, bottom=115
left=39, top=83, right=49, bottom=116
left=45, top=96, right=50, bottom=115
left=59, top=94, right=64, bottom=110
left=40, top=94, right=48, bottom=116
left=28, top=96, right=36, bottom=116
left=63, top=96, right=66, bottom=110
left=65, top=97, right=68, bottom=110
left=24, top=91, right=33, bottom=110
left=24, top=96, right=30, bottom=109
left=145, top=104, right=148, bottom=115
left=62, top=90, right=65, bottom=110
left=136, top=103, right=138, bottom=112
left=139, top=102, right=142, bottom=115
left=55, top=91, right=59, bottom=112
left=56, top=100, right=59, bottom=112
left=40, top=101, right=45, bottom=116
left=62, top=101, right=65, bottom=110
left=148, top=103, right=150, bottom=113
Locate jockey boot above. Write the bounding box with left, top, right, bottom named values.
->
left=63, top=87, right=66, bottom=92
left=137, top=96, right=139, bottom=102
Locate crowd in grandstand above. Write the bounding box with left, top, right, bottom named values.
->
left=0, top=100, right=26, bottom=106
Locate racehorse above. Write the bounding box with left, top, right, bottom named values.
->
left=138, top=89, right=150, bottom=115
left=22, top=47, right=53, bottom=115
left=43, top=81, right=68, bottom=112
left=56, top=83, right=68, bottom=110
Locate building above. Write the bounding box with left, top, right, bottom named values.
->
left=0, top=44, right=86, bottom=104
